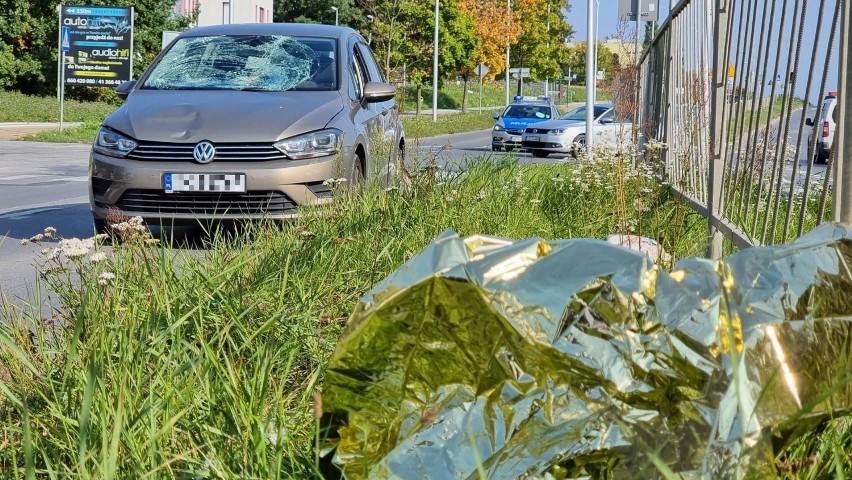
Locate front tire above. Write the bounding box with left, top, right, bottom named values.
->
left=531, top=150, right=549, bottom=158
left=571, top=134, right=586, bottom=158
left=815, top=151, right=828, bottom=165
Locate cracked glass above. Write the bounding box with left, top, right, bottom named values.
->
left=142, top=35, right=337, bottom=92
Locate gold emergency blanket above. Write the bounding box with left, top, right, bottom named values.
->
left=323, top=224, right=852, bottom=478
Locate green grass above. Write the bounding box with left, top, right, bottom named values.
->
left=401, top=111, right=497, bottom=138
left=0, top=90, right=115, bottom=123
left=0, top=156, right=707, bottom=478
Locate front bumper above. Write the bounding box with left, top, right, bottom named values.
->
left=521, top=133, right=572, bottom=154
left=492, top=130, right=525, bottom=148
left=89, top=150, right=342, bottom=222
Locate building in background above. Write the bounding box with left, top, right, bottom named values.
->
left=174, top=0, right=273, bottom=27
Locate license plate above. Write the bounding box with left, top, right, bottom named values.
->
left=511, top=135, right=522, bottom=142
left=164, top=173, right=246, bottom=193
left=527, top=136, right=540, bottom=142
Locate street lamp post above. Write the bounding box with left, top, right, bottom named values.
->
left=585, top=0, right=594, bottom=149
left=331, top=6, right=339, bottom=26
left=505, top=0, right=511, bottom=106
left=432, top=0, right=439, bottom=122
left=366, top=14, right=374, bottom=44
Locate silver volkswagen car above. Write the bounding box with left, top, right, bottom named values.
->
left=89, top=23, right=403, bottom=230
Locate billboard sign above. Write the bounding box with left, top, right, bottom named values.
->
left=60, top=5, right=133, bottom=87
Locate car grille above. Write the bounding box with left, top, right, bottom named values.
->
left=114, top=190, right=297, bottom=215
left=506, top=129, right=524, bottom=135
left=127, top=142, right=287, bottom=162
left=526, top=127, right=550, bottom=134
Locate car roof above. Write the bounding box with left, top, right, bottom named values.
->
left=178, top=23, right=359, bottom=41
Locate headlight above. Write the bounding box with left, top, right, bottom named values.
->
left=94, top=126, right=137, bottom=158
left=274, top=129, right=342, bottom=160
left=493, top=124, right=505, bottom=131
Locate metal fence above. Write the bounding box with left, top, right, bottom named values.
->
left=639, top=0, right=851, bottom=258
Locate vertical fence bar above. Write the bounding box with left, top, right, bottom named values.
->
left=836, top=0, right=852, bottom=224
left=708, top=0, right=729, bottom=259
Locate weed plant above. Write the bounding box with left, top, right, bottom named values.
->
left=0, top=151, right=706, bottom=478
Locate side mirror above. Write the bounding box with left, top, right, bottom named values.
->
left=362, top=81, right=396, bottom=103
left=115, top=80, right=137, bottom=101
left=492, top=113, right=500, bottom=119
left=600, top=118, right=613, bottom=124
left=805, top=118, right=813, bottom=126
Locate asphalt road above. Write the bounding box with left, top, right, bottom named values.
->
left=0, top=141, right=93, bottom=306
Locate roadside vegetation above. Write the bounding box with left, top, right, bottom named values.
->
left=0, top=151, right=709, bottom=478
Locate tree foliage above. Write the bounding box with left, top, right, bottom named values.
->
left=564, top=41, right=621, bottom=86
left=510, top=0, right=573, bottom=83
left=460, top=0, right=521, bottom=81
left=0, top=0, right=194, bottom=96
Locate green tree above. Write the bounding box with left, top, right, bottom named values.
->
left=564, top=40, right=620, bottom=86
left=510, top=0, right=573, bottom=91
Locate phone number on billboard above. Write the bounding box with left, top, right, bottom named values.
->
left=66, top=78, right=123, bottom=85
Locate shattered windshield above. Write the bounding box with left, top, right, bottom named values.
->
left=142, top=35, right=337, bottom=92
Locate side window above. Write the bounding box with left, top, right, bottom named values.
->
left=356, top=42, right=386, bottom=83
left=350, top=48, right=367, bottom=99
left=601, top=109, right=615, bottom=123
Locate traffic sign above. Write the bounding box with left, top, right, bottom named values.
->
left=474, top=63, right=489, bottom=77
left=61, top=26, right=71, bottom=52
left=508, top=67, right=530, bottom=78
left=618, top=0, right=660, bottom=22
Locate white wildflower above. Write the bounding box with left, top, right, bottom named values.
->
left=90, top=252, right=108, bottom=263
left=20, top=239, right=29, bottom=246
left=475, top=190, right=487, bottom=201
left=385, top=186, right=400, bottom=192
left=94, top=233, right=109, bottom=241
left=29, top=234, right=44, bottom=243
left=43, top=227, right=57, bottom=238
left=97, top=272, right=115, bottom=286
left=265, top=422, right=287, bottom=446
left=47, top=248, right=61, bottom=260
left=59, top=237, right=95, bottom=259
left=530, top=198, right=541, bottom=204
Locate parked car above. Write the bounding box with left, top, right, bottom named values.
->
left=805, top=91, right=837, bottom=165
left=491, top=96, right=560, bottom=151
left=521, top=103, right=633, bottom=158
left=89, top=23, right=403, bottom=231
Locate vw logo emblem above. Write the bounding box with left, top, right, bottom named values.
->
left=193, top=141, right=216, bottom=164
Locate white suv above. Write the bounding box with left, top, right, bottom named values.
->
left=806, top=92, right=837, bottom=165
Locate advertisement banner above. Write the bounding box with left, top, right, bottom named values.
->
left=60, top=5, right=133, bottom=87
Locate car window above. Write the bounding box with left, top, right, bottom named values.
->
left=559, top=105, right=610, bottom=121
left=142, top=35, right=337, bottom=92
left=502, top=104, right=552, bottom=119
left=350, top=47, right=367, bottom=98
left=356, top=42, right=386, bottom=83
left=600, top=109, right=614, bottom=122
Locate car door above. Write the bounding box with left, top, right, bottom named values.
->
left=346, top=36, right=383, bottom=180
left=356, top=41, right=398, bottom=181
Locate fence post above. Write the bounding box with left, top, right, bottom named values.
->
left=707, top=0, right=730, bottom=258
left=836, top=1, right=852, bottom=224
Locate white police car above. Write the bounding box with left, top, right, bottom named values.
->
left=492, top=96, right=559, bottom=152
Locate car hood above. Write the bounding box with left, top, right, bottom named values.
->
left=527, top=118, right=586, bottom=130
left=104, top=90, right=345, bottom=143
left=500, top=117, right=552, bottom=130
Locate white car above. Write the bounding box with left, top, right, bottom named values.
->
left=805, top=91, right=837, bottom=164
left=521, top=103, right=634, bottom=158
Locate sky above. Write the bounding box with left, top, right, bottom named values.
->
left=562, top=0, right=839, bottom=105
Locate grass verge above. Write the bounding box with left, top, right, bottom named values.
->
left=0, top=155, right=706, bottom=478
